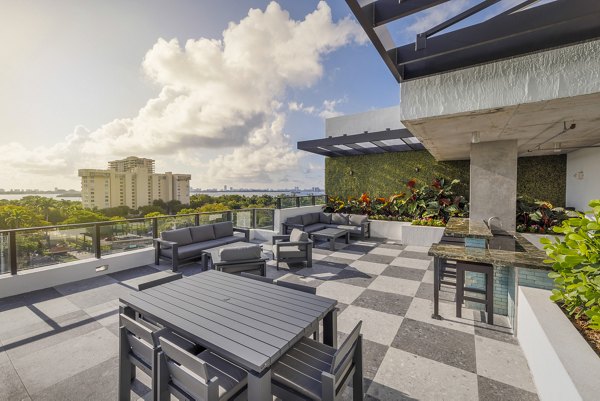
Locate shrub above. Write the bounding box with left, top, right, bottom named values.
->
left=516, top=195, right=572, bottom=233
left=541, top=200, right=600, bottom=331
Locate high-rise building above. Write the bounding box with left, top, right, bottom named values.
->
left=79, top=157, right=191, bottom=210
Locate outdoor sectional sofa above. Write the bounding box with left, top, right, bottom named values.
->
left=154, top=221, right=249, bottom=271
left=282, top=212, right=370, bottom=239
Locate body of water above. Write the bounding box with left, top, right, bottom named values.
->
left=0, top=193, right=82, bottom=201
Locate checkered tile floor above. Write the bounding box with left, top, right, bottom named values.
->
left=0, top=238, right=539, bottom=401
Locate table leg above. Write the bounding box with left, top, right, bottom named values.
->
left=330, top=237, right=336, bottom=251
left=432, top=257, right=442, bottom=320
left=345, top=232, right=349, bottom=244
left=248, top=369, right=271, bottom=401
left=323, top=308, right=338, bottom=347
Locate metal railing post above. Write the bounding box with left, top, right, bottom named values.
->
left=9, top=231, right=17, bottom=275
left=312, top=195, right=316, bottom=205
left=194, top=213, right=200, bottom=226
left=94, top=224, right=101, bottom=259
left=227, top=211, right=233, bottom=222
left=152, top=218, right=158, bottom=238
left=276, top=198, right=282, bottom=209
left=295, top=196, right=300, bottom=208
left=252, top=209, right=257, bottom=229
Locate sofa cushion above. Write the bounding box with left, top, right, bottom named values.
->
left=176, top=243, right=207, bottom=259
left=319, top=213, right=332, bottom=224
left=190, top=225, right=216, bottom=242
left=331, top=213, right=349, bottom=225
left=290, top=228, right=309, bottom=242
left=286, top=215, right=303, bottom=225
left=218, top=235, right=247, bottom=245
left=301, top=213, right=319, bottom=226
left=161, top=228, right=193, bottom=246
left=213, top=222, right=234, bottom=238
left=219, top=244, right=261, bottom=261
left=349, top=214, right=368, bottom=226
left=303, top=224, right=327, bottom=233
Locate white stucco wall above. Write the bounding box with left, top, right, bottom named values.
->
left=401, top=40, right=600, bottom=121
left=566, top=147, right=600, bottom=211
left=325, top=106, right=403, bottom=137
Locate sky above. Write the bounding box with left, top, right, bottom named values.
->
left=0, top=0, right=543, bottom=191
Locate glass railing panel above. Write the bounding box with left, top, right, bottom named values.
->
left=100, top=220, right=154, bottom=256
left=314, top=195, right=327, bottom=205
left=15, top=226, right=95, bottom=272
left=156, top=215, right=196, bottom=234
left=0, top=233, right=8, bottom=275
left=233, top=210, right=253, bottom=228
left=279, top=197, right=296, bottom=209
left=299, top=196, right=313, bottom=207
left=254, top=209, right=275, bottom=230
left=198, top=211, right=229, bottom=225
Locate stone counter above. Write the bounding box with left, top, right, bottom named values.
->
left=443, top=217, right=493, bottom=239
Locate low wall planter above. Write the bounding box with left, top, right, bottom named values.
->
left=368, top=220, right=411, bottom=241
left=368, top=220, right=444, bottom=246
left=517, top=286, right=600, bottom=401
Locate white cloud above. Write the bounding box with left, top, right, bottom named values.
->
left=287, top=97, right=346, bottom=119
left=0, top=1, right=365, bottom=189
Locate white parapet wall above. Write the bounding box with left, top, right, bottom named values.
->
left=566, top=147, right=600, bottom=212
left=369, top=220, right=444, bottom=246
left=517, top=286, right=600, bottom=401
left=0, top=248, right=155, bottom=299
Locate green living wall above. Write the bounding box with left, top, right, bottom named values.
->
left=325, top=150, right=566, bottom=206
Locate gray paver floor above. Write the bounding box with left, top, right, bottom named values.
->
left=0, top=238, right=538, bottom=401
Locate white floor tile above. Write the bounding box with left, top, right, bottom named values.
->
left=337, top=305, right=403, bottom=346
left=367, top=275, right=420, bottom=297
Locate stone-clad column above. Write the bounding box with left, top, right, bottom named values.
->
left=469, top=140, right=518, bottom=232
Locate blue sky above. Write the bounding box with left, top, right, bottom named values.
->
left=0, top=0, right=541, bottom=190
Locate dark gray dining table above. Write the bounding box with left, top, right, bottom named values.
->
left=119, top=270, right=338, bottom=401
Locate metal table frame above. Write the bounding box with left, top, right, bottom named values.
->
left=310, top=228, right=350, bottom=251
left=119, top=270, right=337, bottom=400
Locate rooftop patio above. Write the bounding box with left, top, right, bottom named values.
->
left=0, top=237, right=538, bottom=401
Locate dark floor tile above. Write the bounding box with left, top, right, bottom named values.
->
left=344, top=244, right=376, bottom=253
left=477, top=376, right=539, bottom=401
left=366, top=381, right=420, bottom=401
left=392, top=318, right=476, bottom=373
left=414, top=282, right=456, bottom=304
left=359, top=254, right=395, bottom=264
left=336, top=302, right=349, bottom=315
left=352, top=289, right=413, bottom=316
left=378, top=243, right=406, bottom=250
left=330, top=269, right=375, bottom=288
left=398, top=251, right=432, bottom=260
left=381, top=265, right=426, bottom=282
left=108, top=265, right=160, bottom=282
left=320, top=257, right=354, bottom=269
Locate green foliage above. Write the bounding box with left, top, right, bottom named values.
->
left=326, top=151, right=567, bottom=206
left=517, top=155, right=567, bottom=207
left=189, top=194, right=276, bottom=210
left=61, top=210, right=110, bottom=224
left=516, top=196, right=573, bottom=233
left=541, top=200, right=600, bottom=331
left=324, top=178, right=468, bottom=224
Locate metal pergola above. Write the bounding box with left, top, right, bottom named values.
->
left=346, top=0, right=600, bottom=82
left=297, top=128, right=424, bottom=157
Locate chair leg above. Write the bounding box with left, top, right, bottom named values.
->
left=353, top=335, right=364, bottom=401
left=118, top=327, right=132, bottom=401
left=486, top=271, right=494, bottom=325
left=456, top=266, right=464, bottom=319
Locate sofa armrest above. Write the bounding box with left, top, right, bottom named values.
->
left=153, top=238, right=178, bottom=248
left=272, top=234, right=291, bottom=245
left=275, top=240, right=313, bottom=248
left=233, top=227, right=250, bottom=241
left=281, top=222, right=304, bottom=234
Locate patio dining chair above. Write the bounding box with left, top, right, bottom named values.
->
left=118, top=314, right=199, bottom=401
left=157, top=336, right=248, bottom=401
left=271, top=321, right=364, bottom=401
left=240, top=271, right=274, bottom=283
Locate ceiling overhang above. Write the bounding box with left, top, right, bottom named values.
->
left=346, top=0, right=600, bottom=82
left=297, top=129, right=424, bottom=157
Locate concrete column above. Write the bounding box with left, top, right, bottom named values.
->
left=469, top=140, right=518, bottom=232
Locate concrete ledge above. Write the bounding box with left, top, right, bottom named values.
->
left=369, top=220, right=444, bottom=245
left=517, top=286, right=600, bottom=401
left=369, top=220, right=410, bottom=241
left=0, top=248, right=154, bottom=299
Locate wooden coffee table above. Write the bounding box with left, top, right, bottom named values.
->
left=310, top=228, right=350, bottom=251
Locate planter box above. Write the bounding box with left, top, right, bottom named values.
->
left=368, top=220, right=410, bottom=241
left=368, top=220, right=445, bottom=246
left=517, top=286, right=600, bottom=401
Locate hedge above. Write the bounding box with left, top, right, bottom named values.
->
left=325, top=150, right=566, bottom=206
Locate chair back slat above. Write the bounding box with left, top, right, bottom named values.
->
left=241, top=272, right=274, bottom=283
left=160, top=337, right=209, bottom=381
left=120, top=314, right=155, bottom=344
left=330, top=321, right=362, bottom=382
left=167, top=360, right=214, bottom=400
left=276, top=281, right=317, bottom=294
left=127, top=333, right=153, bottom=365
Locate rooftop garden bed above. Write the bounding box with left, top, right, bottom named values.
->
left=541, top=199, right=600, bottom=355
